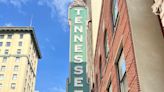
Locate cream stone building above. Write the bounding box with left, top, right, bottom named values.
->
left=0, top=27, right=41, bottom=92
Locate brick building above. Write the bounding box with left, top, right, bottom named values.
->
left=91, top=0, right=164, bottom=92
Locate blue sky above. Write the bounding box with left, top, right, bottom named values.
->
left=0, top=0, right=73, bottom=92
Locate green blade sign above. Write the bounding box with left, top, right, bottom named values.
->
left=67, top=2, right=89, bottom=92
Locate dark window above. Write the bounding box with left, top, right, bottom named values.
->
left=99, top=56, right=102, bottom=79
left=7, top=34, right=12, bottom=39
left=104, top=30, right=109, bottom=58
left=6, top=42, right=11, bottom=47
left=0, top=35, right=4, bottom=39
left=20, top=34, right=23, bottom=39
left=0, top=42, right=3, bottom=46
left=18, top=41, right=22, bottom=46
left=107, top=82, right=112, bottom=92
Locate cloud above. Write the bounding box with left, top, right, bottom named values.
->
left=38, top=0, right=73, bottom=32
left=4, top=23, right=13, bottom=26
left=49, top=86, right=65, bottom=92
left=35, top=90, right=39, bottom=92
left=0, top=0, right=30, bottom=8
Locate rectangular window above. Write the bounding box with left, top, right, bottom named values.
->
left=11, top=83, right=16, bottom=89
left=6, top=42, right=11, bottom=47
left=0, top=42, right=2, bottom=46
left=0, top=83, right=2, bottom=89
left=117, top=53, right=128, bottom=92
left=14, top=65, right=19, bottom=71
left=2, top=57, right=7, bottom=62
left=112, top=0, right=119, bottom=26
left=12, top=74, right=17, bottom=80
left=1, top=66, right=6, bottom=71
left=0, top=74, right=4, bottom=80
left=17, top=49, right=21, bottom=54
left=7, top=34, right=12, bottom=39
left=4, top=49, right=9, bottom=54
left=0, top=35, right=4, bottom=39
left=104, top=31, right=109, bottom=58
left=18, top=41, right=22, bottom=46
left=20, top=34, right=23, bottom=39
left=15, top=57, right=20, bottom=62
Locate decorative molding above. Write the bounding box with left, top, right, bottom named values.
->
left=70, top=0, right=86, bottom=8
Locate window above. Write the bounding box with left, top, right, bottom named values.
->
left=117, top=53, right=128, bottom=92
left=0, top=42, right=2, bottom=46
left=112, top=0, right=119, bottom=26
left=0, top=66, right=6, bottom=71
left=18, top=41, right=22, bottom=46
left=4, top=49, right=9, bottom=54
left=104, top=31, right=109, bottom=58
left=107, top=83, right=112, bottom=92
left=0, top=74, right=4, bottom=80
left=2, top=57, right=7, bottom=62
left=11, top=83, right=16, bottom=89
left=14, top=65, right=19, bottom=71
left=15, top=57, right=20, bottom=62
left=6, top=42, right=11, bottom=47
left=20, top=34, right=23, bottom=39
left=12, top=74, right=17, bottom=80
left=17, top=49, right=21, bottom=54
left=0, top=35, right=4, bottom=39
left=99, top=56, right=102, bottom=79
left=0, top=83, right=2, bottom=89
left=7, top=34, right=12, bottom=39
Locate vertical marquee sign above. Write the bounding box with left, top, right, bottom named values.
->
left=67, top=0, right=89, bottom=92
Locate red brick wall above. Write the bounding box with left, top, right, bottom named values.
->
left=93, top=0, right=140, bottom=92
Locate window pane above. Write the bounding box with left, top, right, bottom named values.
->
left=12, top=74, right=17, bottom=80
left=14, top=65, right=19, bottom=71
left=0, top=83, right=2, bottom=89
left=3, top=57, right=7, bottom=62
left=11, top=83, right=16, bottom=89
left=6, top=42, right=11, bottom=47
left=7, top=35, right=12, bottom=39
left=0, top=35, right=4, bottom=39
left=19, top=42, right=22, bottom=46
left=0, top=74, right=4, bottom=80
left=17, top=49, right=21, bottom=54
left=4, top=49, right=9, bottom=54
left=0, top=42, right=3, bottom=46
left=15, top=57, right=20, bottom=62
left=20, top=34, right=23, bottom=39
left=112, top=0, right=118, bottom=25
left=1, top=66, right=6, bottom=71
left=118, top=53, right=126, bottom=79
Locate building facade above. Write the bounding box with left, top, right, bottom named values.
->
left=0, top=27, right=41, bottom=92
left=92, top=0, right=164, bottom=92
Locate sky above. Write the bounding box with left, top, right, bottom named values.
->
left=0, top=0, right=73, bottom=92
